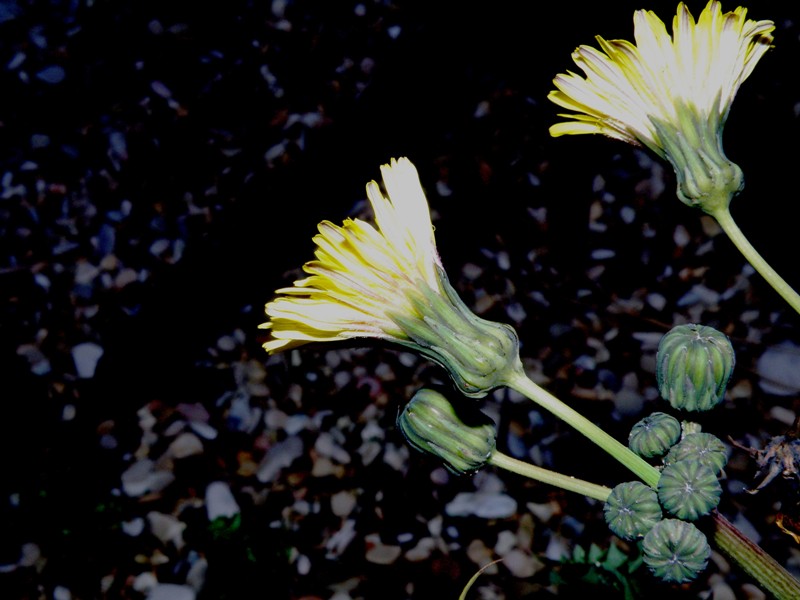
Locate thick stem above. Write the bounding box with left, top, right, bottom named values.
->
left=709, top=511, right=800, bottom=600
left=712, top=207, right=800, bottom=317
left=506, top=371, right=661, bottom=488
left=489, top=451, right=611, bottom=502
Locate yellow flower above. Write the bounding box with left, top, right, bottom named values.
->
left=261, top=157, right=523, bottom=397
left=548, top=1, right=774, bottom=212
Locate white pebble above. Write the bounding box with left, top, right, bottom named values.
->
left=445, top=492, right=517, bottom=519
left=121, top=459, right=175, bottom=497
left=122, top=518, right=145, bottom=536
left=502, top=549, right=541, bottom=578
left=296, top=554, right=311, bottom=576
left=256, top=436, right=304, bottom=482
left=591, top=248, right=615, bottom=260
left=673, top=224, right=691, bottom=247
left=757, top=342, right=800, bottom=396
left=147, top=511, right=186, bottom=548
left=147, top=584, right=196, bottom=600
left=53, top=585, right=72, bottom=600
left=364, top=533, right=402, bottom=565
left=19, top=542, right=41, bottom=567
left=326, top=519, right=357, bottom=558
left=189, top=421, right=217, bottom=440
left=330, top=490, right=357, bottom=517
left=646, top=292, right=667, bottom=311
left=132, top=572, right=158, bottom=593
left=71, top=342, right=104, bottom=378
left=167, top=432, right=203, bottom=459
left=405, top=537, right=436, bottom=562
left=206, top=482, right=240, bottom=521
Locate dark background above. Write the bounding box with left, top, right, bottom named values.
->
left=2, top=1, right=800, bottom=598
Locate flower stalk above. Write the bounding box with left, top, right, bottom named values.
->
left=506, top=370, right=662, bottom=488
left=711, top=206, right=800, bottom=316
left=489, top=451, right=611, bottom=502
left=709, top=511, right=800, bottom=600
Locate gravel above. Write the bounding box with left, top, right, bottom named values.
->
left=3, top=1, right=800, bottom=599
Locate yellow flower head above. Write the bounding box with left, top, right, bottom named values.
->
left=548, top=1, right=774, bottom=212
left=261, top=158, right=523, bottom=397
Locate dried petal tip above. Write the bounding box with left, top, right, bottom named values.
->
left=656, top=324, right=735, bottom=412
left=643, top=519, right=711, bottom=583
left=397, top=388, right=497, bottom=475
left=658, top=459, right=722, bottom=520
left=629, top=412, right=682, bottom=458
left=604, top=481, right=662, bottom=540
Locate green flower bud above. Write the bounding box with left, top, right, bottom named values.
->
left=397, top=388, right=496, bottom=475
left=656, top=324, right=735, bottom=412
left=665, top=432, right=728, bottom=476
left=392, top=268, right=524, bottom=398
left=657, top=459, right=721, bottom=520
left=604, top=481, right=662, bottom=540
left=642, top=519, right=711, bottom=583
left=628, top=412, right=682, bottom=458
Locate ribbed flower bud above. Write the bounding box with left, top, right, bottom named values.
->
left=628, top=412, right=682, bottom=458
left=650, top=105, right=744, bottom=214
left=656, top=324, right=735, bottom=412
left=642, top=519, right=711, bottom=583
left=665, top=432, right=728, bottom=476
left=397, top=388, right=496, bottom=475
left=603, top=481, right=662, bottom=540
left=392, top=271, right=524, bottom=398
left=657, top=459, right=721, bottom=520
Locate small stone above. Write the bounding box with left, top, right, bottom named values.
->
left=147, top=584, right=196, bottom=600
left=121, top=459, right=175, bottom=497
left=330, top=490, right=357, bottom=517
left=206, top=482, right=240, bottom=521
left=365, top=534, right=402, bottom=565
left=36, top=65, right=66, bottom=84
left=466, top=539, right=497, bottom=571
left=445, top=491, right=517, bottom=519
left=19, top=542, right=41, bottom=567
left=132, top=572, right=157, bottom=593
left=147, top=511, right=186, bottom=548
left=71, top=342, right=104, bottom=378
left=757, top=342, right=800, bottom=396
left=502, top=549, right=542, bottom=578
left=256, top=436, right=304, bottom=482
left=405, top=537, right=436, bottom=562
left=326, top=519, right=357, bottom=558
left=122, top=518, right=145, bottom=536
left=53, top=585, right=72, bottom=600
left=167, top=432, right=203, bottom=459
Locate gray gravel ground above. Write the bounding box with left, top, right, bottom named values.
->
left=3, top=1, right=800, bottom=598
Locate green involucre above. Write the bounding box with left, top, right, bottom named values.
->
left=642, top=519, right=711, bottom=583
left=665, top=432, right=728, bottom=475
left=628, top=412, right=682, bottom=458
left=603, top=481, right=662, bottom=540
left=392, top=267, right=524, bottom=398
left=398, top=388, right=496, bottom=475
left=657, top=459, right=721, bottom=520
left=656, top=324, right=735, bottom=412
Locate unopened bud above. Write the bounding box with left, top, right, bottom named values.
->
left=656, top=324, right=735, bottom=412
left=398, top=388, right=496, bottom=475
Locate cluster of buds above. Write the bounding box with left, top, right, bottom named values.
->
left=604, top=323, right=734, bottom=583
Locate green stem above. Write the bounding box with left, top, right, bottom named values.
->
left=507, top=370, right=661, bottom=488
left=709, top=511, right=800, bottom=600
left=711, top=207, right=800, bottom=316
left=489, top=450, right=611, bottom=502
